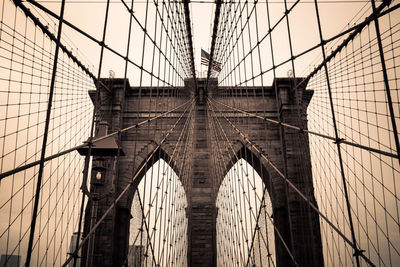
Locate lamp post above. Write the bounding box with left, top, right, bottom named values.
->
left=78, top=121, right=124, bottom=267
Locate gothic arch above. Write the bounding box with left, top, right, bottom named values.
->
left=110, top=143, right=188, bottom=266
left=217, top=144, right=274, bottom=207
left=129, top=145, right=183, bottom=197
left=216, top=144, right=294, bottom=266
left=83, top=77, right=323, bottom=267
left=128, top=155, right=188, bottom=267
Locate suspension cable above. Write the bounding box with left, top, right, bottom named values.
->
left=208, top=98, right=377, bottom=267
left=62, top=98, right=194, bottom=267
left=210, top=98, right=398, bottom=159
left=0, top=99, right=193, bottom=180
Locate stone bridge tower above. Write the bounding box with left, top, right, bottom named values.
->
left=81, top=77, right=324, bottom=267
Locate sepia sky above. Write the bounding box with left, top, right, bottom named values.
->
left=23, top=0, right=376, bottom=81
left=0, top=0, right=399, bottom=266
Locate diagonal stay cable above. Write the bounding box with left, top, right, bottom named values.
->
left=210, top=98, right=398, bottom=159
left=12, top=0, right=96, bottom=82
left=12, top=0, right=117, bottom=94
left=208, top=114, right=251, bottom=265
left=210, top=94, right=286, bottom=262
left=130, top=102, right=191, bottom=263
left=119, top=0, right=190, bottom=78
left=221, top=0, right=395, bottom=87
left=136, top=102, right=194, bottom=243
left=245, top=186, right=271, bottom=267
left=218, top=0, right=398, bottom=86
left=0, top=98, right=193, bottom=180
left=209, top=108, right=277, bottom=266
left=61, top=97, right=194, bottom=267
left=208, top=98, right=377, bottom=267
left=24, top=1, right=66, bottom=265
left=208, top=99, right=298, bottom=266
left=208, top=104, right=240, bottom=264
left=135, top=188, right=159, bottom=266
left=19, top=0, right=184, bottom=85
left=149, top=107, right=194, bottom=263
left=209, top=106, right=265, bottom=217
left=370, top=0, right=400, bottom=173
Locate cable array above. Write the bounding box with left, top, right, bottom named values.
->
left=0, top=0, right=94, bottom=266
left=0, top=0, right=196, bottom=266
left=208, top=0, right=400, bottom=266
left=0, top=0, right=399, bottom=266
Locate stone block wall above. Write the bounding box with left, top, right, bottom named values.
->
left=81, top=77, right=323, bottom=267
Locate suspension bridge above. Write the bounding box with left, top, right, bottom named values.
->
left=0, top=0, right=399, bottom=266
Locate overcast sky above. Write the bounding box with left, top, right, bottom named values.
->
left=0, top=1, right=399, bottom=266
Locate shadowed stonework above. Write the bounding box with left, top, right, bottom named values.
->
left=82, top=77, right=323, bottom=267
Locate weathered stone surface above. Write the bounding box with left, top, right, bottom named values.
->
left=81, top=77, right=323, bottom=267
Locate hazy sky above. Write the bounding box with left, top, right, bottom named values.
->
left=21, top=0, right=375, bottom=82
left=1, top=1, right=399, bottom=266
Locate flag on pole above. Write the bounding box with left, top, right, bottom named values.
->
left=201, top=49, right=222, bottom=72
left=201, top=49, right=210, bottom=66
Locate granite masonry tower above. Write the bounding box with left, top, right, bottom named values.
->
left=81, top=77, right=323, bottom=267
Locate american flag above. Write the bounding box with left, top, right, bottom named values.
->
left=201, top=49, right=222, bottom=72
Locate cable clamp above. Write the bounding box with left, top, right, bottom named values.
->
left=334, top=138, right=345, bottom=144
left=83, top=137, right=93, bottom=146
left=67, top=252, right=79, bottom=259
left=353, top=248, right=365, bottom=256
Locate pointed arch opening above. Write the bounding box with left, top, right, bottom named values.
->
left=129, top=159, right=188, bottom=267
left=216, top=158, right=276, bottom=267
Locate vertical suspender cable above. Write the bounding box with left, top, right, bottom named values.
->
left=264, top=0, right=296, bottom=260
left=313, top=1, right=361, bottom=266
left=85, top=1, right=112, bottom=266
left=206, top=0, right=222, bottom=87
left=369, top=0, right=400, bottom=166
left=183, top=0, right=197, bottom=81
left=25, top=0, right=66, bottom=266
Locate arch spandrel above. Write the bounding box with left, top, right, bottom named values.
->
left=118, top=142, right=186, bottom=211
left=210, top=78, right=323, bottom=266
left=111, top=143, right=188, bottom=266
left=216, top=144, right=274, bottom=207
left=215, top=141, right=290, bottom=210
left=128, top=158, right=188, bottom=267
left=216, top=157, right=276, bottom=266
left=215, top=144, right=295, bottom=266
